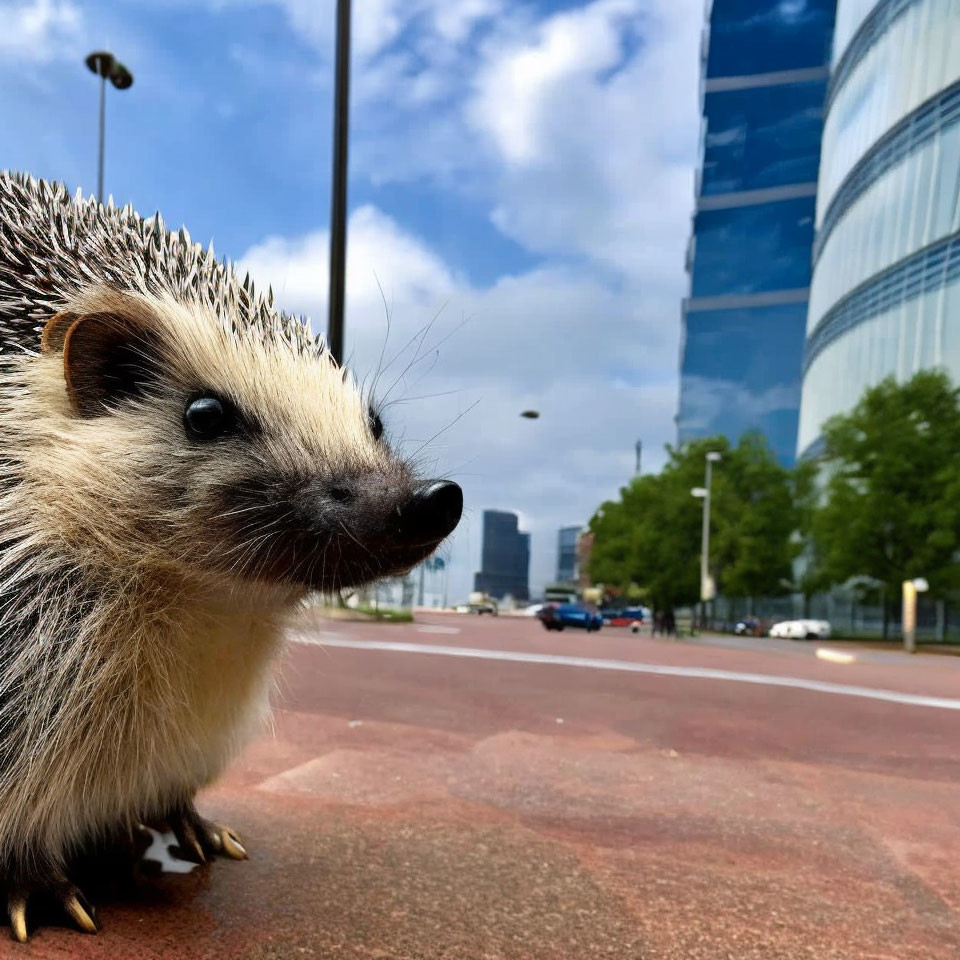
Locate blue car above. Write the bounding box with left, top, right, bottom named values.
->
left=538, top=603, right=603, bottom=632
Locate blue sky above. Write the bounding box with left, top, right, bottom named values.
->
left=0, top=0, right=702, bottom=600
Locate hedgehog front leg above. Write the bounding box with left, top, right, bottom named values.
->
left=5, top=869, right=98, bottom=942
left=153, top=800, right=248, bottom=864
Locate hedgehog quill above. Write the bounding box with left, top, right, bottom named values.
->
left=0, top=172, right=462, bottom=941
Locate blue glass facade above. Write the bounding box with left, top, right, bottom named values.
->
left=474, top=510, right=530, bottom=601
left=691, top=197, right=817, bottom=298
left=706, top=0, right=837, bottom=76
left=556, top=526, right=581, bottom=584
left=678, top=0, right=837, bottom=465
left=701, top=80, right=827, bottom=194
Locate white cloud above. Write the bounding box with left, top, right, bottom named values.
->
left=233, top=0, right=702, bottom=602
left=225, top=0, right=502, bottom=61
left=240, top=206, right=463, bottom=330
left=470, top=0, right=641, bottom=166
left=469, top=0, right=700, bottom=277
left=0, top=0, right=82, bottom=61
left=432, top=0, right=503, bottom=44
left=239, top=204, right=679, bottom=600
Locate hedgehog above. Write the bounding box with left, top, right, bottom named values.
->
left=0, top=171, right=463, bottom=941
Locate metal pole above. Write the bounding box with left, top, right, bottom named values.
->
left=97, top=73, right=106, bottom=201
left=635, top=440, right=642, bottom=476
left=700, top=457, right=714, bottom=630
left=327, top=0, right=351, bottom=365
left=701, top=458, right=712, bottom=603
left=902, top=579, right=916, bottom=654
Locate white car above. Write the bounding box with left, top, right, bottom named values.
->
left=768, top=619, right=832, bottom=640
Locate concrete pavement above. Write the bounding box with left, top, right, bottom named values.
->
left=12, top=613, right=960, bottom=958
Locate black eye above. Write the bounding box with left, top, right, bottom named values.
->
left=370, top=409, right=384, bottom=442
left=184, top=394, right=234, bottom=442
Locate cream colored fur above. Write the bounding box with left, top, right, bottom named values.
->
left=0, top=286, right=380, bottom=873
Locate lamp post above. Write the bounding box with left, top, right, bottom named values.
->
left=85, top=51, right=134, bottom=202
left=691, top=451, right=722, bottom=629
left=902, top=577, right=929, bottom=654
left=327, top=0, right=352, bottom=366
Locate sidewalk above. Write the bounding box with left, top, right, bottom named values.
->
left=676, top=628, right=960, bottom=666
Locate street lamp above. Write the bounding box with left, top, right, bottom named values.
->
left=520, top=410, right=540, bottom=419
left=691, top=451, right=721, bottom=627
left=85, top=51, right=134, bottom=202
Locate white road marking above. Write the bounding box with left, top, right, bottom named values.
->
left=291, top=634, right=960, bottom=713
left=416, top=625, right=462, bottom=635
left=816, top=647, right=857, bottom=665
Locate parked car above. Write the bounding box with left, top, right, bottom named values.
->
left=538, top=603, right=603, bottom=632
left=467, top=591, right=498, bottom=615
left=602, top=606, right=647, bottom=627
left=768, top=619, right=832, bottom=640
left=734, top=617, right=760, bottom=636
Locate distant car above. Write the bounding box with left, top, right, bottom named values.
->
left=605, top=607, right=646, bottom=628
left=468, top=600, right=498, bottom=615
left=734, top=617, right=760, bottom=636
left=768, top=619, right=831, bottom=640
left=538, top=603, right=603, bottom=632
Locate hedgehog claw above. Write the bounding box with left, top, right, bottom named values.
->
left=6, top=876, right=98, bottom=941
left=160, top=803, right=248, bottom=865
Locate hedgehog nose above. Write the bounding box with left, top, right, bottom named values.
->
left=395, top=481, right=463, bottom=545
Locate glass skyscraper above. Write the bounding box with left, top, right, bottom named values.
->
left=797, top=0, right=960, bottom=457
left=555, top=526, right=582, bottom=584
left=677, top=0, right=837, bottom=465
left=473, top=510, right=531, bottom=601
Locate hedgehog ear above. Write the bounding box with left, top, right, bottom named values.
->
left=41, top=312, right=79, bottom=354
left=57, top=312, right=160, bottom=418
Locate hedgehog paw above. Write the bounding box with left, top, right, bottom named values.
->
left=6, top=874, right=98, bottom=942
left=158, top=803, right=248, bottom=865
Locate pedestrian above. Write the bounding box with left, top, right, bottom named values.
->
left=665, top=608, right=676, bottom=637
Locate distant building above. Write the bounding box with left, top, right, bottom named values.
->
left=473, top=510, right=530, bottom=601
left=797, top=0, right=960, bottom=458
left=556, top=526, right=582, bottom=583
left=677, top=0, right=838, bottom=465
left=576, top=530, right=595, bottom=592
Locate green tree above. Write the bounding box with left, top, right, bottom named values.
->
left=711, top=432, right=798, bottom=601
left=588, top=433, right=797, bottom=610
left=811, top=370, right=960, bottom=624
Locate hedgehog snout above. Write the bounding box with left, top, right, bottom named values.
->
left=393, top=481, right=463, bottom=546
left=319, top=475, right=463, bottom=548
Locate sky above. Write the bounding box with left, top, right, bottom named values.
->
left=0, top=0, right=702, bottom=602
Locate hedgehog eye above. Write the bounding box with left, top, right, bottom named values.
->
left=184, top=394, right=235, bottom=442
left=369, top=408, right=384, bottom=443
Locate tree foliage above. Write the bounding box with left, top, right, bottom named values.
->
left=812, top=370, right=960, bottom=601
left=587, top=372, right=960, bottom=614
left=588, top=434, right=796, bottom=608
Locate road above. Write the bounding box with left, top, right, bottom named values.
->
left=15, top=613, right=960, bottom=959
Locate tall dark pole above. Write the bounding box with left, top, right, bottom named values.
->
left=97, top=73, right=106, bottom=201
left=327, top=0, right=352, bottom=365
left=635, top=439, right=642, bottom=476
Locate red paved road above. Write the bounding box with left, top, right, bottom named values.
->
left=13, top=614, right=960, bottom=959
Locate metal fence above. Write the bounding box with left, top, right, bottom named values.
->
left=706, top=593, right=957, bottom=643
